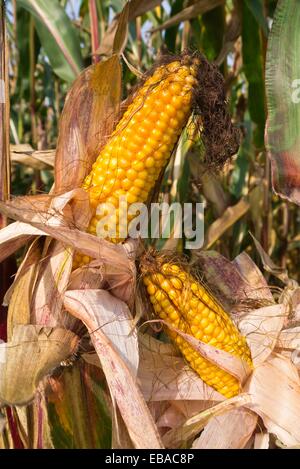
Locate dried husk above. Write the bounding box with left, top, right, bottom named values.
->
left=0, top=325, right=79, bottom=406
left=193, top=407, right=258, bottom=449
left=54, top=55, right=121, bottom=193
left=138, top=334, right=223, bottom=402
left=63, top=289, right=163, bottom=449
left=245, top=353, right=300, bottom=446
left=163, top=394, right=252, bottom=449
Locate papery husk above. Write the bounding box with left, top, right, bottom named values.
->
left=138, top=333, right=223, bottom=402
left=277, top=325, right=300, bottom=354
left=0, top=191, right=136, bottom=305
left=54, top=55, right=121, bottom=193
left=193, top=250, right=274, bottom=311
left=232, top=251, right=275, bottom=303
left=5, top=238, right=41, bottom=340
left=63, top=289, right=162, bottom=449
left=165, top=322, right=251, bottom=384
left=193, top=406, right=258, bottom=449
left=162, top=394, right=252, bottom=449
left=0, top=221, right=44, bottom=263
left=245, top=353, right=300, bottom=446
left=30, top=241, right=77, bottom=329
left=112, top=406, right=134, bottom=449
left=254, top=432, right=270, bottom=449
left=0, top=325, right=79, bottom=406
left=238, top=304, right=286, bottom=367
left=0, top=193, right=136, bottom=301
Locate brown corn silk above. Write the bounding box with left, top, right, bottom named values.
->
left=73, top=53, right=200, bottom=268
left=141, top=252, right=252, bottom=398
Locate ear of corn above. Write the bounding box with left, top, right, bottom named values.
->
left=73, top=55, right=200, bottom=268
left=142, top=261, right=252, bottom=398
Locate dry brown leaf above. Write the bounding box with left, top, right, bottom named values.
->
left=0, top=195, right=135, bottom=291
left=0, top=325, right=79, bottom=406
left=113, top=1, right=129, bottom=55
left=245, top=353, right=300, bottom=446
left=31, top=241, right=76, bottom=329
left=232, top=251, right=274, bottom=303
left=97, top=0, right=163, bottom=56
left=203, top=197, right=249, bottom=249
left=151, top=0, right=225, bottom=33
left=193, top=406, right=257, bottom=449
left=0, top=221, right=44, bottom=263
left=193, top=250, right=272, bottom=312
left=11, top=144, right=55, bottom=169
left=54, top=56, right=121, bottom=193
left=250, top=233, right=289, bottom=283
left=6, top=238, right=41, bottom=339
left=64, top=289, right=162, bottom=448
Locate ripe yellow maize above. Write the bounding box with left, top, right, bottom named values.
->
left=73, top=54, right=200, bottom=268
left=142, top=260, right=252, bottom=398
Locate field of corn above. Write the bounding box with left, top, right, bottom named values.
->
left=1, top=0, right=300, bottom=450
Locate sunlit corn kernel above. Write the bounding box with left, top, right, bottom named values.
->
left=139, top=170, right=148, bottom=180
left=170, top=277, right=183, bottom=290
left=166, top=61, right=181, bottom=72
left=121, top=179, right=132, bottom=190
left=126, top=193, right=138, bottom=204
left=148, top=284, right=158, bottom=296
left=168, top=289, right=178, bottom=301
left=191, top=283, right=199, bottom=294
left=160, top=298, right=169, bottom=309
left=208, top=311, right=216, bottom=321
left=76, top=58, right=201, bottom=262
left=204, top=323, right=214, bottom=335
left=145, top=156, right=155, bottom=168
left=169, top=310, right=179, bottom=321
left=160, top=279, right=171, bottom=291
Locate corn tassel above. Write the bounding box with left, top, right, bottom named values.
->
left=73, top=55, right=200, bottom=268
left=142, top=260, right=252, bottom=398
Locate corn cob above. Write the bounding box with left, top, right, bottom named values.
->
left=142, top=258, right=252, bottom=398
left=73, top=54, right=200, bottom=268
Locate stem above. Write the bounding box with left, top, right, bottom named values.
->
left=29, top=16, right=37, bottom=146
left=0, top=1, right=10, bottom=209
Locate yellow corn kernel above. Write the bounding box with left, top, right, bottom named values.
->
left=142, top=259, right=252, bottom=399
left=74, top=54, right=200, bottom=267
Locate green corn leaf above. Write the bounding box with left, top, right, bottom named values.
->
left=265, top=0, right=300, bottom=204
left=242, top=1, right=266, bottom=148
left=18, top=0, right=83, bottom=83
left=245, top=0, right=269, bottom=36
